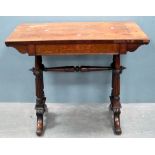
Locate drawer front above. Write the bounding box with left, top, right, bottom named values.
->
left=35, top=43, right=119, bottom=55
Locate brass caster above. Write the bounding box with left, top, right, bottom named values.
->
left=36, top=116, right=43, bottom=136
left=113, top=110, right=122, bottom=135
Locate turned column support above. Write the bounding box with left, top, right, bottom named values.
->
left=110, top=54, right=123, bottom=135
left=32, top=56, right=47, bottom=136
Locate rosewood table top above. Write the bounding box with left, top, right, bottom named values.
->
left=5, top=22, right=149, bottom=55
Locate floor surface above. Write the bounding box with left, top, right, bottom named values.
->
left=0, top=103, right=155, bottom=138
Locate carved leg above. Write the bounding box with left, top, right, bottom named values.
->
left=33, top=56, right=47, bottom=136
left=110, top=55, right=122, bottom=135
left=109, top=62, right=114, bottom=111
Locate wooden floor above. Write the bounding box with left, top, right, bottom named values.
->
left=0, top=103, right=155, bottom=138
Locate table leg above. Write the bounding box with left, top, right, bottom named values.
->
left=110, top=55, right=122, bottom=135
left=33, top=56, right=47, bottom=136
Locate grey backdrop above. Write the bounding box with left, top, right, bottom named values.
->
left=0, top=16, right=154, bottom=104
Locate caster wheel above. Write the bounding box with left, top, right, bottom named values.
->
left=36, top=116, right=43, bottom=136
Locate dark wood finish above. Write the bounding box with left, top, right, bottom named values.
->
left=110, top=55, right=122, bottom=135
left=43, top=66, right=113, bottom=72
left=33, top=56, right=47, bottom=136
left=5, top=22, right=150, bottom=136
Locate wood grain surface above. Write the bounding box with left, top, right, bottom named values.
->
left=6, top=22, right=149, bottom=43
left=5, top=22, right=150, bottom=55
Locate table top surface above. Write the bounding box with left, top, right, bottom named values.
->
left=5, top=22, right=149, bottom=45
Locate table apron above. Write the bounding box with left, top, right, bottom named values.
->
left=34, top=43, right=119, bottom=55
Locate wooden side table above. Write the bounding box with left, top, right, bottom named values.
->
left=5, top=22, right=149, bottom=136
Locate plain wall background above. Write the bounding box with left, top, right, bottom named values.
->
left=0, top=16, right=154, bottom=104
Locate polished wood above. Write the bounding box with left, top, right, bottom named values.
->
left=33, top=56, right=47, bottom=136
left=5, top=22, right=149, bottom=43
left=110, top=55, right=122, bottom=135
left=43, top=66, right=113, bottom=72
left=5, top=22, right=150, bottom=136
left=5, top=22, right=149, bottom=55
